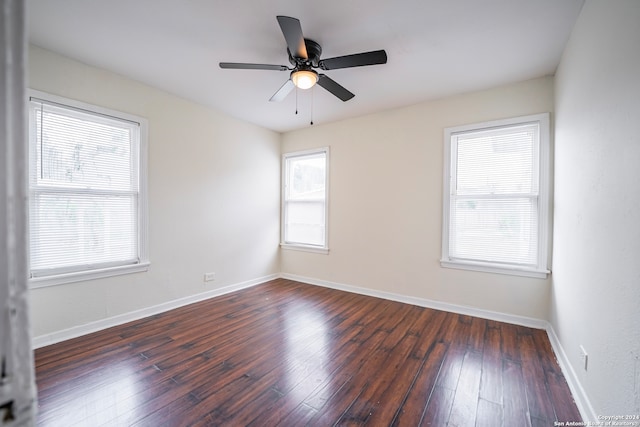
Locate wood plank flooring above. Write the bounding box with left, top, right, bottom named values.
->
left=34, top=278, right=582, bottom=426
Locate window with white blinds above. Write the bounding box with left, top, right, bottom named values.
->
left=281, top=148, right=329, bottom=253
left=28, top=91, right=148, bottom=286
left=441, top=113, right=550, bottom=278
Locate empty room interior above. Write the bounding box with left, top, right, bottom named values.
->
left=3, top=0, right=639, bottom=425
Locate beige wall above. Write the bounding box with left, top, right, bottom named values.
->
left=552, top=0, right=640, bottom=416
left=281, top=76, right=554, bottom=320
left=28, top=46, right=282, bottom=337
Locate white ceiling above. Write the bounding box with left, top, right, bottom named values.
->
left=27, top=0, right=584, bottom=133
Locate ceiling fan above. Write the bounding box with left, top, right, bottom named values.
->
left=220, top=16, right=387, bottom=103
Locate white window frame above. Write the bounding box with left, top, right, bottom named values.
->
left=441, top=113, right=550, bottom=278
left=27, top=90, right=149, bottom=288
left=281, top=147, right=330, bottom=254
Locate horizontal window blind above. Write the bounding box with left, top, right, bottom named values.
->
left=29, top=98, right=141, bottom=277
left=449, top=122, right=540, bottom=267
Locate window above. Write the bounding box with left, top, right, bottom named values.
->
left=28, top=90, right=149, bottom=287
left=281, top=148, right=329, bottom=253
left=441, top=113, right=550, bottom=278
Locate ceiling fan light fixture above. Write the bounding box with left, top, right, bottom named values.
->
left=291, top=69, right=318, bottom=89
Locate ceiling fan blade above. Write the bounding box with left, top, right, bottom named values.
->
left=276, top=16, right=308, bottom=60
left=220, top=62, right=289, bottom=71
left=317, top=74, right=355, bottom=102
left=319, top=50, right=387, bottom=70
left=269, top=80, right=295, bottom=102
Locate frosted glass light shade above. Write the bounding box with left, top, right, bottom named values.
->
left=291, top=70, right=318, bottom=89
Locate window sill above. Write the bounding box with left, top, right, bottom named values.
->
left=280, top=243, right=329, bottom=255
left=440, top=259, right=549, bottom=279
left=29, top=262, right=150, bottom=289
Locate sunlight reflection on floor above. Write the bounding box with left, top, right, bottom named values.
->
left=282, top=303, right=330, bottom=403
left=39, top=366, right=139, bottom=426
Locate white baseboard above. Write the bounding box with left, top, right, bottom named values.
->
left=545, top=325, right=598, bottom=422
left=279, top=272, right=596, bottom=423
left=32, top=273, right=278, bottom=349
left=280, top=273, right=547, bottom=329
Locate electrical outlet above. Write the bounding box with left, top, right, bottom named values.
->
left=580, top=345, right=588, bottom=371
left=204, top=272, right=215, bottom=282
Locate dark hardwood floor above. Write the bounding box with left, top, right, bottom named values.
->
left=34, top=278, right=582, bottom=426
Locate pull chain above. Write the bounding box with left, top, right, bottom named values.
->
left=295, top=85, right=298, bottom=115
left=310, top=86, right=314, bottom=126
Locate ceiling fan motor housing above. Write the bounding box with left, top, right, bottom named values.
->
left=288, top=39, right=322, bottom=68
